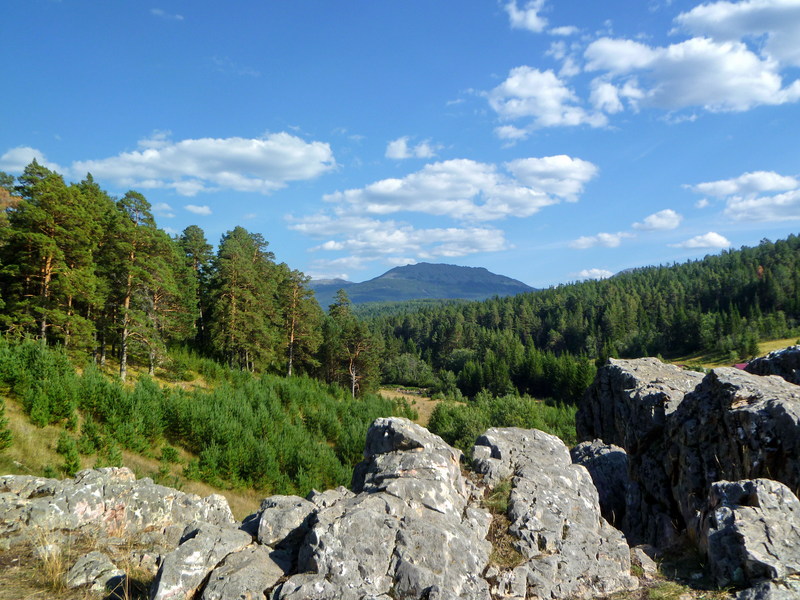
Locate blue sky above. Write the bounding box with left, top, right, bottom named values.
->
left=2, top=0, right=800, bottom=287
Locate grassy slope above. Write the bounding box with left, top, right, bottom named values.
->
left=667, top=337, right=798, bottom=369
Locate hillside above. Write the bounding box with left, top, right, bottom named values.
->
left=310, top=262, right=534, bottom=308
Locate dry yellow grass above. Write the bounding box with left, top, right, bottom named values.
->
left=668, top=337, right=799, bottom=370
left=379, top=387, right=441, bottom=426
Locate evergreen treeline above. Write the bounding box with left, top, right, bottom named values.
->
left=0, top=338, right=415, bottom=493
left=370, top=236, right=800, bottom=401
left=0, top=162, right=381, bottom=393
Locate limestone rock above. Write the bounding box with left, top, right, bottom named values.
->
left=474, top=428, right=638, bottom=600
left=745, top=345, right=800, bottom=385
left=0, top=467, right=234, bottom=540
left=64, top=550, right=124, bottom=592
left=276, top=417, right=492, bottom=600
left=577, top=358, right=703, bottom=545
left=736, top=576, right=800, bottom=600
left=570, top=440, right=629, bottom=527
left=150, top=522, right=253, bottom=600
left=666, top=368, right=800, bottom=536
left=201, top=545, right=291, bottom=600
left=702, top=479, right=800, bottom=589
left=256, top=495, right=315, bottom=548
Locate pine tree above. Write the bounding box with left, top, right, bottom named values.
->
left=277, top=264, right=322, bottom=376
left=178, top=225, right=213, bottom=348
left=208, top=227, right=280, bottom=371
left=0, top=397, right=12, bottom=452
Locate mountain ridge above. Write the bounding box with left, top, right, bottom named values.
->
left=309, top=262, right=534, bottom=308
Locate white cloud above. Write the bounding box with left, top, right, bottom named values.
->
left=569, top=232, right=634, bottom=249
left=725, top=189, right=800, bottom=221
left=632, top=208, right=683, bottom=230
left=687, top=170, right=799, bottom=197
left=322, top=156, right=598, bottom=222
left=70, top=132, right=335, bottom=196
left=0, top=146, right=64, bottom=174
left=150, top=8, right=184, bottom=21
left=185, top=204, right=212, bottom=216
left=505, top=155, right=598, bottom=201
left=289, top=213, right=509, bottom=276
left=670, top=232, right=731, bottom=248
left=505, top=0, right=548, bottom=33
left=695, top=198, right=710, bottom=208
left=550, top=25, right=579, bottom=36
left=687, top=169, right=800, bottom=222
left=152, top=202, right=176, bottom=218
left=585, top=36, right=800, bottom=112
left=676, top=0, right=800, bottom=67
left=575, top=268, right=614, bottom=280
left=590, top=79, right=625, bottom=113
left=385, top=136, right=440, bottom=160
left=488, top=66, right=607, bottom=136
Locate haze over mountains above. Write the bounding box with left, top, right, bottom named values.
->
left=309, top=262, right=535, bottom=308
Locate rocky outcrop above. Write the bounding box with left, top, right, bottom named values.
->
left=666, top=368, right=800, bottom=536
left=577, top=358, right=704, bottom=545
left=145, top=418, right=638, bottom=600
left=701, top=479, right=800, bottom=589
left=570, top=440, right=629, bottom=527
left=0, top=467, right=234, bottom=540
left=274, top=417, right=493, bottom=600
left=745, top=345, right=800, bottom=385
left=581, top=352, right=800, bottom=597
left=474, top=428, right=638, bottom=600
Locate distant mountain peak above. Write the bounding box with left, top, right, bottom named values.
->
left=309, top=262, right=534, bottom=307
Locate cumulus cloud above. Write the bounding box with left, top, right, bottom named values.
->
left=488, top=66, right=607, bottom=137
left=687, top=170, right=799, bottom=197
left=70, top=132, right=335, bottom=196
left=725, top=190, right=800, bottom=221
left=676, top=0, right=800, bottom=67
left=505, top=0, right=548, bottom=33
left=695, top=198, right=710, bottom=209
left=632, top=208, right=683, bottom=230
left=322, top=156, right=598, bottom=222
left=152, top=202, right=176, bottom=218
left=670, top=232, right=731, bottom=248
left=687, top=170, right=800, bottom=221
left=569, top=232, right=634, bottom=249
left=185, top=204, right=212, bottom=216
left=505, top=155, right=598, bottom=201
left=584, top=36, right=800, bottom=112
left=385, top=136, right=439, bottom=160
left=289, top=213, right=509, bottom=278
left=0, top=146, right=64, bottom=173
left=575, top=268, right=614, bottom=280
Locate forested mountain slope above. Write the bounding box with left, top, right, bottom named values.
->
left=310, top=262, right=534, bottom=308
left=370, top=236, right=800, bottom=400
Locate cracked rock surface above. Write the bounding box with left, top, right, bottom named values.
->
left=474, top=428, right=638, bottom=600
left=149, top=418, right=638, bottom=600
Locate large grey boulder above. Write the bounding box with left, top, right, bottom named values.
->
left=702, top=479, right=800, bottom=589
left=666, top=368, right=800, bottom=536
left=201, top=544, right=291, bottom=600
left=275, top=417, right=492, bottom=600
left=746, top=345, right=800, bottom=385
left=473, top=428, right=638, bottom=600
left=577, top=358, right=703, bottom=545
left=150, top=522, right=253, bottom=600
left=64, top=550, right=124, bottom=592
left=736, top=577, right=800, bottom=600
left=0, top=467, right=234, bottom=540
left=570, top=440, right=630, bottom=527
